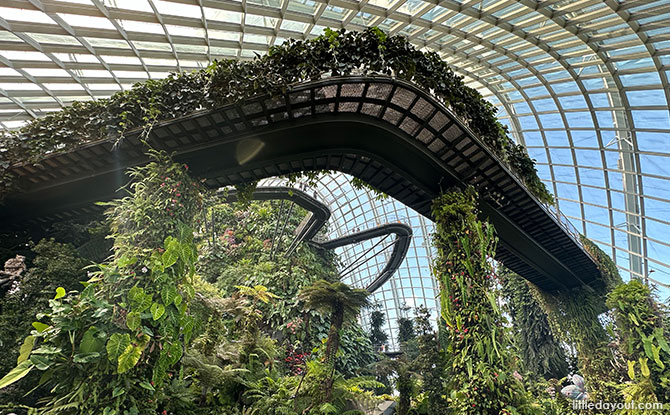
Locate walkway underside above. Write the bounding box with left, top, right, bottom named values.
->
left=0, top=76, right=602, bottom=291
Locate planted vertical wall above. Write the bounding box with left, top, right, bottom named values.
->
left=431, top=187, right=536, bottom=414
left=0, top=151, right=203, bottom=414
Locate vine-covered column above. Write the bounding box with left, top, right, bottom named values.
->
left=532, top=237, right=625, bottom=406
left=431, top=187, right=535, bottom=414
left=499, top=268, right=569, bottom=380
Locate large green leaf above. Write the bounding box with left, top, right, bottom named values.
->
left=106, top=333, right=131, bottom=362
left=54, top=287, right=66, bottom=299
left=166, top=342, right=183, bottom=366
left=651, top=344, right=665, bottom=370
left=18, top=336, right=35, bottom=364
left=126, top=311, right=141, bottom=331
left=30, top=355, right=54, bottom=370
left=162, top=238, right=180, bottom=268
left=128, top=286, right=144, bottom=303
left=627, top=360, right=636, bottom=380
left=0, top=361, right=34, bottom=389
left=32, top=322, right=50, bottom=333
left=73, top=352, right=101, bottom=364
left=639, top=357, right=651, bottom=377
left=134, top=293, right=153, bottom=313
left=161, top=285, right=178, bottom=306
left=80, top=326, right=106, bottom=353
left=117, top=345, right=142, bottom=374
left=128, top=287, right=152, bottom=312
left=642, top=336, right=654, bottom=360
left=150, top=303, right=165, bottom=320
left=139, top=380, right=155, bottom=392
left=655, top=328, right=669, bottom=353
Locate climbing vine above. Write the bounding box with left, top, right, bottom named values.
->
left=431, top=186, right=538, bottom=414
left=0, top=27, right=552, bottom=204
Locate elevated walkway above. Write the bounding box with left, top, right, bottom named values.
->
left=0, top=76, right=602, bottom=291
left=222, top=186, right=412, bottom=292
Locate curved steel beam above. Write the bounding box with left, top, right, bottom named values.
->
left=219, top=185, right=411, bottom=292
left=220, top=185, right=331, bottom=244
left=313, top=223, right=412, bottom=293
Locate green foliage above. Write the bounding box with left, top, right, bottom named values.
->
left=395, top=311, right=417, bottom=415
left=368, top=307, right=388, bottom=351
left=245, top=360, right=382, bottom=415
left=101, top=148, right=203, bottom=258
left=299, top=280, right=370, bottom=401
left=196, top=198, right=375, bottom=379
left=412, top=305, right=449, bottom=415
left=0, top=152, right=202, bottom=415
left=1, top=28, right=552, bottom=204
left=534, top=285, right=623, bottom=405
left=0, top=239, right=88, bottom=405
left=431, top=186, right=539, bottom=414
left=579, top=235, right=623, bottom=291
left=500, top=269, right=569, bottom=380
left=607, top=279, right=670, bottom=403
left=530, top=235, right=628, bottom=408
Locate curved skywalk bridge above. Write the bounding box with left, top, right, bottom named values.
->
left=221, top=185, right=412, bottom=293
left=0, top=76, right=602, bottom=291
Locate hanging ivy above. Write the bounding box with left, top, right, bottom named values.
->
left=0, top=28, right=553, bottom=204
left=499, top=269, right=569, bottom=380
left=431, top=186, right=539, bottom=414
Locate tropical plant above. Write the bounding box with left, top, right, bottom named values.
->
left=395, top=312, right=417, bottom=415
left=368, top=306, right=388, bottom=352
left=607, top=279, right=670, bottom=403
left=412, top=305, right=449, bottom=415
left=0, top=239, right=88, bottom=405
left=298, top=280, right=370, bottom=402
left=245, top=360, right=381, bottom=415
left=0, top=152, right=203, bottom=415
left=431, top=186, right=540, bottom=414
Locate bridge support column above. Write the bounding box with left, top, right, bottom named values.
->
left=430, top=186, right=531, bottom=414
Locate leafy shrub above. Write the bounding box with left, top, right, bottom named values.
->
left=0, top=152, right=203, bottom=415
left=607, top=280, right=670, bottom=403
left=0, top=239, right=88, bottom=405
